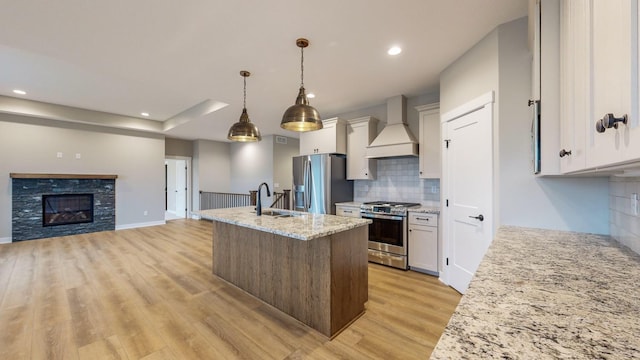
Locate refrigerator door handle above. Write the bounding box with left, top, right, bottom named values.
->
left=305, top=159, right=312, bottom=211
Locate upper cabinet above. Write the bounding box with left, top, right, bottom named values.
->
left=346, top=116, right=378, bottom=180
left=415, top=103, right=441, bottom=178
left=299, top=118, right=347, bottom=156
left=559, top=0, right=588, bottom=173
left=557, top=0, right=640, bottom=173
left=587, top=0, right=638, bottom=168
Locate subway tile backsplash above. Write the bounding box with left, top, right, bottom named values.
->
left=609, top=176, right=640, bottom=255
left=353, top=157, right=440, bottom=205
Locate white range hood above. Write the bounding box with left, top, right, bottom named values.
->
left=366, top=95, right=418, bottom=158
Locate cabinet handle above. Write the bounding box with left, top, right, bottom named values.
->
left=559, top=149, right=572, bottom=158
left=416, top=217, right=430, bottom=221
left=344, top=210, right=352, bottom=213
left=596, top=113, right=628, bottom=133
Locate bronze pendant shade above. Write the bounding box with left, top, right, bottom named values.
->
left=280, top=38, right=323, bottom=132
left=228, top=70, right=261, bottom=142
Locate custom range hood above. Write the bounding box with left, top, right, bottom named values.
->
left=366, top=95, right=418, bottom=158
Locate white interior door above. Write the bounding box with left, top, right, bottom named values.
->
left=175, top=160, right=187, bottom=218
left=443, top=97, right=493, bottom=294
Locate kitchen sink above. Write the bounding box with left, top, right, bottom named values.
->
left=259, top=209, right=302, bottom=218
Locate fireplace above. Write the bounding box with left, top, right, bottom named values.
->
left=42, top=193, right=94, bottom=227
left=11, top=173, right=117, bottom=241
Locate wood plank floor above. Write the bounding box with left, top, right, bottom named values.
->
left=0, top=219, right=461, bottom=359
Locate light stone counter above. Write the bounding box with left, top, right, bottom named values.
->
left=198, top=206, right=370, bottom=241
left=431, top=226, right=640, bottom=359
left=334, top=201, right=363, bottom=207
left=409, top=206, right=440, bottom=214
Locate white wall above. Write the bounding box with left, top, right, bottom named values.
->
left=0, top=113, right=165, bottom=240
left=440, top=17, right=609, bottom=235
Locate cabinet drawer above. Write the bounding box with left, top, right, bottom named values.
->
left=336, top=206, right=360, bottom=218
left=409, top=213, right=437, bottom=226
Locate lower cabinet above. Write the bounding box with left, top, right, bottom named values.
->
left=336, top=204, right=361, bottom=218
left=408, top=212, right=438, bottom=274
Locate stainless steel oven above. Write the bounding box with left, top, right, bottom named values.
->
left=360, top=201, right=419, bottom=270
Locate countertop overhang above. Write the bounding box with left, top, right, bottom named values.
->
left=198, top=206, right=371, bottom=241
left=431, top=226, right=640, bottom=359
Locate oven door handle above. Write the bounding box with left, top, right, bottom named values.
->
left=360, top=213, right=404, bottom=221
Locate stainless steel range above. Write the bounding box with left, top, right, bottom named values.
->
left=360, top=201, right=420, bottom=270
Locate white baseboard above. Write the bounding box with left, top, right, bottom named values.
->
left=116, top=220, right=166, bottom=230
left=0, top=237, right=12, bottom=244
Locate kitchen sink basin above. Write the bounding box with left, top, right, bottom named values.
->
left=258, top=209, right=301, bottom=218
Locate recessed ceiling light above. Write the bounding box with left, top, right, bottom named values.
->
left=388, top=46, right=402, bottom=56
left=13, top=89, right=26, bottom=95
left=306, top=93, right=316, bottom=99
left=141, top=112, right=150, bottom=117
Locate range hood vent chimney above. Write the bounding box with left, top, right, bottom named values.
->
left=366, top=95, right=418, bottom=158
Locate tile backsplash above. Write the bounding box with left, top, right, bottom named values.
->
left=609, top=176, right=640, bottom=255
left=353, top=157, right=440, bottom=205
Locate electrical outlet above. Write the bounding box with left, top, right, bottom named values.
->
left=632, top=193, right=639, bottom=216
left=143, top=210, right=148, bottom=216
left=75, top=153, right=81, bottom=159
left=56, top=152, right=63, bottom=158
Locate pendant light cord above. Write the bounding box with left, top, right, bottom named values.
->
left=300, top=46, right=305, bottom=88
left=243, top=75, right=247, bottom=109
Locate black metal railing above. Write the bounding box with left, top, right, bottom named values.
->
left=199, top=189, right=291, bottom=210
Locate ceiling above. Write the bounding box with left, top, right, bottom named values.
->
left=0, top=0, right=527, bottom=142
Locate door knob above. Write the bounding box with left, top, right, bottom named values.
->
left=559, top=149, right=572, bottom=158
left=469, top=214, right=484, bottom=221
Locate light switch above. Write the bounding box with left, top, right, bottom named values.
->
left=632, top=193, right=639, bottom=216
left=56, top=152, right=63, bottom=158
left=75, top=153, right=81, bottom=159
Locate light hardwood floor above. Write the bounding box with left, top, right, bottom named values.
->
left=0, top=219, right=461, bottom=359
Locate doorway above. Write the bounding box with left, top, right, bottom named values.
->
left=165, top=157, right=191, bottom=220
left=441, top=92, right=494, bottom=294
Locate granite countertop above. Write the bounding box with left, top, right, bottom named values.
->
left=431, top=226, right=640, bottom=359
left=198, top=206, right=371, bottom=241
left=335, top=201, right=363, bottom=207
left=409, top=206, right=440, bottom=214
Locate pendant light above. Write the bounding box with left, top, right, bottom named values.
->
left=280, top=38, right=323, bottom=132
left=228, top=70, right=262, bottom=142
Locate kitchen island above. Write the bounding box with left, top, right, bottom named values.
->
left=431, top=226, right=640, bottom=359
left=199, top=206, right=371, bottom=338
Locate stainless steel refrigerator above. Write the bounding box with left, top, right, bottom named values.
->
left=292, top=154, right=353, bottom=215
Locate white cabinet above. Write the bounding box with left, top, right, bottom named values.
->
left=299, top=118, right=347, bottom=155
left=587, top=0, right=638, bottom=168
left=335, top=204, right=361, bottom=218
left=408, top=212, right=438, bottom=274
left=346, top=116, right=378, bottom=180
left=559, top=0, right=588, bottom=172
left=415, top=103, right=440, bottom=178
left=558, top=0, right=640, bottom=173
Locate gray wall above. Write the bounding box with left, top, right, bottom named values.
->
left=0, top=113, right=165, bottom=241
left=439, top=17, right=609, bottom=235
left=165, top=137, right=193, bottom=157
left=273, top=136, right=299, bottom=193
left=230, top=136, right=275, bottom=206
left=192, top=139, right=231, bottom=211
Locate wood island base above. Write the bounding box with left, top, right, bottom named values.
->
left=212, top=221, right=368, bottom=338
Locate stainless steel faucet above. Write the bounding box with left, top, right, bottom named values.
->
left=256, top=182, right=271, bottom=215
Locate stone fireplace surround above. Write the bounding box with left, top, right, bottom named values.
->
left=10, top=173, right=117, bottom=241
